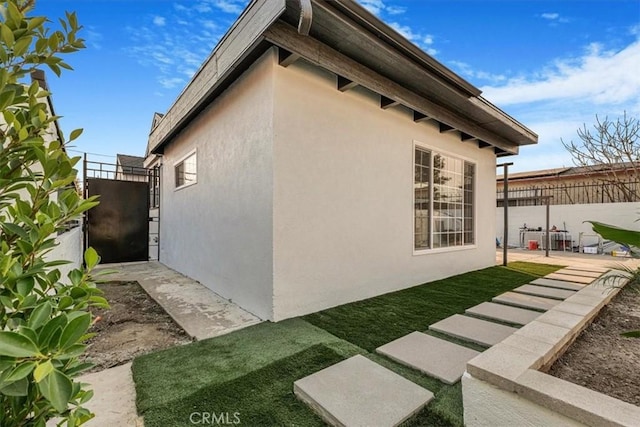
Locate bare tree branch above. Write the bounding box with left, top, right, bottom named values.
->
left=561, top=112, right=640, bottom=202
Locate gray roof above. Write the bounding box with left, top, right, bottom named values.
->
left=148, top=0, right=538, bottom=157
left=117, top=154, right=146, bottom=175
left=497, top=162, right=640, bottom=181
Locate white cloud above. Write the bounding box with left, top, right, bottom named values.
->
left=539, top=12, right=569, bottom=25
left=389, top=22, right=438, bottom=54
left=448, top=60, right=506, bottom=84
left=358, top=0, right=407, bottom=16
left=481, top=40, right=640, bottom=106
left=152, top=16, right=165, bottom=26
left=541, top=12, right=559, bottom=20
left=127, top=6, right=231, bottom=91
left=386, top=5, right=406, bottom=15
left=211, top=0, right=245, bottom=14
left=359, top=0, right=385, bottom=15
left=85, top=27, right=103, bottom=50
left=158, top=77, right=185, bottom=89
left=480, top=38, right=640, bottom=172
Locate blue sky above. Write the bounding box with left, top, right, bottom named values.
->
left=36, top=0, right=640, bottom=172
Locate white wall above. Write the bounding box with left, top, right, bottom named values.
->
left=159, top=49, right=276, bottom=320
left=497, top=202, right=640, bottom=248
left=47, top=227, right=83, bottom=282
left=271, top=60, right=498, bottom=321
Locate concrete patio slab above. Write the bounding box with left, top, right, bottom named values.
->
left=530, top=278, right=585, bottom=291
left=429, top=314, right=518, bottom=347
left=563, top=265, right=609, bottom=274
left=555, top=268, right=603, bottom=278
left=294, top=355, right=433, bottom=427
left=377, top=332, right=480, bottom=384
left=493, top=292, right=560, bottom=311
left=95, top=262, right=261, bottom=340
left=512, top=284, right=576, bottom=300
left=465, top=302, right=541, bottom=326
left=545, top=273, right=594, bottom=284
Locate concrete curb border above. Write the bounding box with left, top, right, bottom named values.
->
left=463, top=273, right=640, bottom=427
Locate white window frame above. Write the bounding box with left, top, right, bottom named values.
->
left=413, top=141, right=477, bottom=255
left=174, top=149, right=197, bottom=190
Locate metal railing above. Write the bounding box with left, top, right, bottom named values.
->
left=497, top=179, right=640, bottom=206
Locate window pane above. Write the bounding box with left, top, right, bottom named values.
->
left=175, top=152, right=197, bottom=188
left=414, top=148, right=431, bottom=249
left=414, top=149, right=474, bottom=250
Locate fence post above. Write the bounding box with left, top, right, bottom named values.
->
left=498, top=162, right=513, bottom=266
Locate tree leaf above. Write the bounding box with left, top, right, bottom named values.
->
left=58, top=312, right=90, bottom=349
left=68, top=128, right=83, bottom=141
left=0, top=24, right=15, bottom=47
left=34, top=360, right=54, bottom=382
left=29, top=301, right=53, bottom=330
left=0, top=331, right=39, bottom=357
left=586, top=221, right=640, bottom=249
left=0, top=377, right=28, bottom=396
left=5, top=361, right=36, bottom=382
left=83, top=247, right=99, bottom=270
left=39, top=369, right=73, bottom=412
left=16, top=276, right=35, bottom=296
left=621, top=330, right=640, bottom=338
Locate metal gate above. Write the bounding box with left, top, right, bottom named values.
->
left=86, top=178, right=149, bottom=263
left=83, top=157, right=158, bottom=264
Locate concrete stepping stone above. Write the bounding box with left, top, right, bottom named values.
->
left=493, top=292, right=560, bottom=311
left=466, top=302, right=541, bottom=326
left=531, top=278, right=585, bottom=291
left=512, top=284, right=576, bottom=300
left=294, top=355, right=433, bottom=427
left=376, top=332, right=480, bottom=385
left=564, top=265, right=608, bottom=274
left=545, top=273, right=594, bottom=284
left=429, top=314, right=518, bottom=347
left=555, top=268, right=603, bottom=279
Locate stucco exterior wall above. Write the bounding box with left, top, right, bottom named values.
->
left=271, top=61, right=497, bottom=321
left=496, top=202, right=640, bottom=248
left=47, top=227, right=83, bottom=282
left=159, top=49, right=276, bottom=320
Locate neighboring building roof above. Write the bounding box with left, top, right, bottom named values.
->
left=497, top=167, right=571, bottom=181
left=497, top=162, right=639, bottom=182
left=116, top=154, right=146, bottom=176
left=148, top=0, right=538, bottom=158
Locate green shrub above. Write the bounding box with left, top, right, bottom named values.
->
left=1, top=1, right=105, bottom=425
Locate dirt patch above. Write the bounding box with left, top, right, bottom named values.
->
left=84, top=281, right=192, bottom=372
left=549, top=285, right=640, bottom=406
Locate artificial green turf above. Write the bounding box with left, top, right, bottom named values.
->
left=132, top=318, right=364, bottom=412
left=141, top=344, right=342, bottom=427
left=303, top=263, right=561, bottom=351
left=133, top=262, right=562, bottom=427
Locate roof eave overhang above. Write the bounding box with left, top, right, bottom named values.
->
left=149, top=0, right=537, bottom=156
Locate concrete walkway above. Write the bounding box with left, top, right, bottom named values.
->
left=293, top=260, right=614, bottom=425
left=81, top=261, right=262, bottom=427
left=497, top=248, right=639, bottom=269
left=47, top=363, right=141, bottom=427
left=95, top=261, right=262, bottom=340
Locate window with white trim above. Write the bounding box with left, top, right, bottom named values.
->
left=175, top=152, right=197, bottom=188
left=414, top=147, right=475, bottom=250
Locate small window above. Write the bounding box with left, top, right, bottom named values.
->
left=175, top=152, right=197, bottom=188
